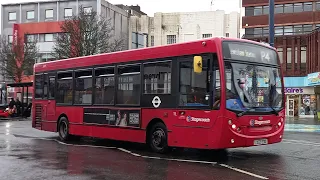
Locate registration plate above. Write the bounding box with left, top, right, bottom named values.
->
left=253, top=139, right=268, bottom=146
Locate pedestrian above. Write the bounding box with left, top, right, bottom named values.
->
left=15, top=98, right=22, bottom=116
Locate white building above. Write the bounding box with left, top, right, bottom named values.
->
left=130, top=10, right=241, bottom=49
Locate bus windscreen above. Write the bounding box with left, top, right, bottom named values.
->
left=222, top=41, right=278, bottom=65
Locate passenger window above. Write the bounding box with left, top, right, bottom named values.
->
left=48, top=76, right=55, bottom=99
left=179, top=56, right=209, bottom=106
left=74, top=69, right=93, bottom=104
left=143, top=61, right=171, bottom=94
left=43, top=74, right=48, bottom=99
left=35, top=74, right=43, bottom=99
left=56, top=71, right=73, bottom=104
left=94, top=67, right=115, bottom=104
left=117, top=65, right=141, bottom=105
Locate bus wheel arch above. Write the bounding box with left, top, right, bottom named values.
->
left=146, top=118, right=170, bottom=153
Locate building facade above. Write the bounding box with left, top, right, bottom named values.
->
left=1, top=0, right=130, bottom=82
left=129, top=10, right=241, bottom=49
left=242, top=0, right=320, bottom=77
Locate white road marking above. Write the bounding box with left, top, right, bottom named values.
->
left=220, top=164, right=269, bottom=180
left=282, top=139, right=320, bottom=147
left=17, top=136, right=269, bottom=179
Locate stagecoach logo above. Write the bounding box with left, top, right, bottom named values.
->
left=250, top=119, right=271, bottom=126
left=187, top=116, right=210, bottom=123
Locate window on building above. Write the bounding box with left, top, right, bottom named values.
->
left=64, top=8, right=73, bottom=17
left=263, top=27, right=269, bottom=36
left=225, top=33, right=229, bottom=37
left=294, top=25, right=303, bottom=34
left=26, top=34, right=36, bottom=43
left=179, top=55, right=209, bottom=106
left=294, top=47, right=298, bottom=70
left=253, top=6, right=262, bottom=16
left=284, top=26, right=293, bottom=35
left=117, top=65, right=141, bottom=105
left=277, top=48, right=283, bottom=64
left=317, top=2, right=320, bottom=11
left=45, top=9, right=54, bottom=19
left=150, top=36, right=154, bottom=46
left=294, top=3, right=303, bottom=12
left=49, top=76, right=55, bottom=99
left=284, top=4, right=294, bottom=13
left=316, top=24, right=320, bottom=29
left=245, top=7, right=254, bottom=16
left=303, top=2, right=313, bottom=11
left=275, top=26, right=283, bottom=36
left=275, top=5, right=284, bottom=14
left=303, top=24, right=312, bottom=33
left=44, top=33, right=53, bottom=42
left=287, top=47, right=292, bottom=70
left=35, top=74, right=43, bottom=99
left=9, top=12, right=16, bottom=21
left=202, top=34, right=212, bottom=38
left=143, top=61, right=171, bottom=94
left=56, top=71, right=73, bottom=104
left=131, top=32, right=144, bottom=49
left=94, top=67, right=115, bottom=104
left=167, top=35, right=176, bottom=44
left=83, top=7, right=92, bottom=15
left=263, top=6, right=269, bottom=15
left=27, top=10, right=35, bottom=20
left=301, top=47, right=306, bottom=70
left=74, top=69, right=93, bottom=104
left=8, top=35, right=13, bottom=43
left=245, top=28, right=254, bottom=37
left=254, top=28, right=263, bottom=37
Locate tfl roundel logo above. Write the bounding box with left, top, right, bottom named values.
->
left=250, top=119, right=255, bottom=126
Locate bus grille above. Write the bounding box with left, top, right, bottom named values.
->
left=35, top=104, right=42, bottom=128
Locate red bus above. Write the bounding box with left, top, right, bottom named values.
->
left=32, top=37, right=285, bottom=153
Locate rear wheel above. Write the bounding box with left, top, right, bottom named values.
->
left=58, top=117, right=73, bottom=141
left=148, top=122, right=170, bottom=153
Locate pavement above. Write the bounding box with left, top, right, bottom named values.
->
left=285, top=116, right=320, bottom=133
left=1, top=120, right=320, bottom=180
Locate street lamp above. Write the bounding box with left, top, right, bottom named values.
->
left=269, top=0, right=275, bottom=47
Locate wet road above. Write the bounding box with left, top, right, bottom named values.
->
left=1, top=120, right=320, bottom=180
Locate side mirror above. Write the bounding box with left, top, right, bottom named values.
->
left=193, top=56, right=202, bottom=73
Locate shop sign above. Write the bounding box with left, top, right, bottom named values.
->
left=285, top=88, right=303, bottom=94
left=307, top=72, right=320, bottom=85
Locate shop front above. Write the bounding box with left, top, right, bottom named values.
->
left=306, top=72, right=320, bottom=119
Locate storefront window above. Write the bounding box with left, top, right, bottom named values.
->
left=300, top=95, right=316, bottom=115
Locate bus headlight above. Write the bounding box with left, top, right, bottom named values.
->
left=232, top=124, right=236, bottom=129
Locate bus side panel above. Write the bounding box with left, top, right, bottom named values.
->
left=69, top=124, right=146, bottom=143
left=142, top=109, right=222, bottom=149
left=55, top=106, right=146, bottom=143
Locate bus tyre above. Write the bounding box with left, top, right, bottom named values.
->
left=58, top=117, right=72, bottom=142
left=148, top=122, right=169, bottom=153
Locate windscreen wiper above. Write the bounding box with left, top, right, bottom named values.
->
left=236, top=107, right=255, bottom=117
left=267, top=104, right=279, bottom=116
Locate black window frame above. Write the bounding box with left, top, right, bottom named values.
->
left=34, top=73, right=44, bottom=99
left=93, top=66, right=115, bottom=105
left=73, top=68, right=93, bottom=105
left=143, top=60, right=172, bottom=95
left=56, top=70, right=73, bottom=105
left=43, top=73, right=49, bottom=99
left=48, top=75, right=56, bottom=100
left=116, top=63, right=141, bottom=106
left=177, top=54, right=213, bottom=109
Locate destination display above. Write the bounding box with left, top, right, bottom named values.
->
left=222, top=41, right=278, bottom=65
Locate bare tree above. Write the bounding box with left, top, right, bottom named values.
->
left=53, top=6, right=127, bottom=60
left=0, top=35, right=39, bottom=82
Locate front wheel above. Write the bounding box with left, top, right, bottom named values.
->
left=148, top=122, right=170, bottom=153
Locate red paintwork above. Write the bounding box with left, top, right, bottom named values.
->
left=33, top=37, right=285, bottom=150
